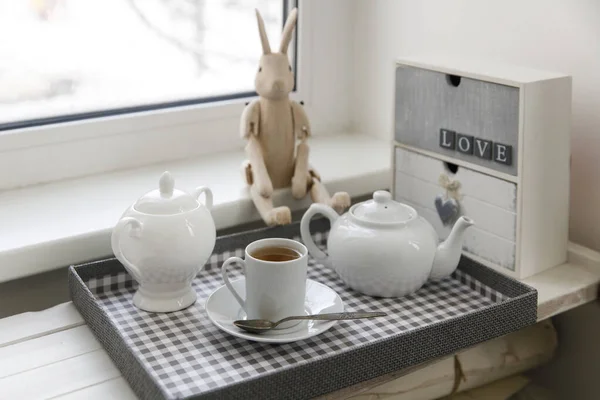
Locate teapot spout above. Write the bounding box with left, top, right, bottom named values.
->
left=430, top=216, right=474, bottom=280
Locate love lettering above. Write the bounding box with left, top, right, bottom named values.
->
left=439, top=129, right=512, bottom=166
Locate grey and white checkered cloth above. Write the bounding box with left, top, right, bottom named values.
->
left=87, top=232, right=507, bottom=399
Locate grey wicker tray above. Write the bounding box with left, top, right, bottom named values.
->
left=69, top=219, right=537, bottom=400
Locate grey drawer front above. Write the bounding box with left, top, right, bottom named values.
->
left=394, top=65, right=519, bottom=176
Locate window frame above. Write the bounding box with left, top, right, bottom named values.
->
left=0, top=0, right=315, bottom=190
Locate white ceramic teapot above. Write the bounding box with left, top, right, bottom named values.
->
left=111, top=171, right=216, bottom=312
left=300, top=190, right=474, bottom=297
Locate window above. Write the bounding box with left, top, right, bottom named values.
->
left=0, top=0, right=296, bottom=129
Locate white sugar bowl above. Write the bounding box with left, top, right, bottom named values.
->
left=111, top=171, right=216, bottom=312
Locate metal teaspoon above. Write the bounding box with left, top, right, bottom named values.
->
left=233, top=312, right=387, bottom=334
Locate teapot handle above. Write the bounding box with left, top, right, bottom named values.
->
left=300, top=203, right=339, bottom=266
left=111, top=217, right=144, bottom=281
left=193, top=186, right=213, bottom=210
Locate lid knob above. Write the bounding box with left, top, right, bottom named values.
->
left=373, top=190, right=392, bottom=204
left=159, top=171, right=175, bottom=197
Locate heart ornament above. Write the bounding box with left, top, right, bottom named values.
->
left=435, top=195, right=460, bottom=225
left=435, top=173, right=462, bottom=225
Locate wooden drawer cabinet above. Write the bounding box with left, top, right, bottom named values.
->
left=392, top=55, right=572, bottom=279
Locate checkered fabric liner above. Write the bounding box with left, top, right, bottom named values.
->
left=83, top=231, right=510, bottom=399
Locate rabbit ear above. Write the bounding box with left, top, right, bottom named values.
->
left=279, top=8, right=298, bottom=54
left=255, top=9, right=271, bottom=54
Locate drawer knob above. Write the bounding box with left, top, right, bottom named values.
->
left=446, top=74, right=462, bottom=87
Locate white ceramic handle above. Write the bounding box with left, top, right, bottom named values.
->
left=300, top=203, right=339, bottom=266
left=221, top=257, right=246, bottom=312
left=194, top=186, right=213, bottom=210
left=111, top=217, right=144, bottom=281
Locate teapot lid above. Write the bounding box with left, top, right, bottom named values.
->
left=133, top=171, right=199, bottom=215
left=351, top=190, right=416, bottom=224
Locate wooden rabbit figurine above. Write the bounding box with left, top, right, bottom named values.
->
left=241, top=8, right=350, bottom=226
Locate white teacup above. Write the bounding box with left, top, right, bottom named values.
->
left=221, top=238, right=308, bottom=329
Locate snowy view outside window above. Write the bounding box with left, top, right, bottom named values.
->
left=0, top=0, right=287, bottom=126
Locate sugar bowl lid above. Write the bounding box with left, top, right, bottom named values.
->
left=133, top=171, right=201, bottom=215
left=351, top=190, right=416, bottom=224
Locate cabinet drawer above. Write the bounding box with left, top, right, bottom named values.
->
left=394, top=65, right=519, bottom=176
left=394, top=147, right=517, bottom=271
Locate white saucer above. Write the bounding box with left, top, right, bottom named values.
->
left=205, top=278, right=344, bottom=343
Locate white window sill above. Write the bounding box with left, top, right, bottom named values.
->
left=0, top=133, right=392, bottom=283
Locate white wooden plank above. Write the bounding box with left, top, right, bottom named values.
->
left=0, top=325, right=100, bottom=379
left=395, top=171, right=516, bottom=241
left=54, top=378, right=135, bottom=400
left=395, top=55, right=567, bottom=86
left=394, top=142, right=519, bottom=184
left=398, top=198, right=516, bottom=271
left=525, top=255, right=600, bottom=321
left=517, top=77, right=571, bottom=279
left=395, top=147, right=517, bottom=210
left=0, top=302, right=84, bottom=348
left=0, top=350, right=120, bottom=399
